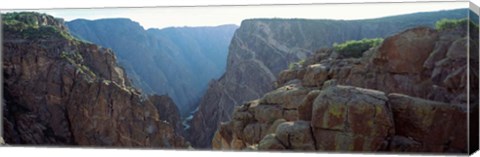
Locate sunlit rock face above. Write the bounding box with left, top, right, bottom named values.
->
left=2, top=12, right=188, bottom=148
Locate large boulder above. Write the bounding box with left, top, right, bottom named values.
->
left=243, top=123, right=269, bottom=145
left=375, top=27, right=439, bottom=74
left=298, top=90, right=321, bottom=121
left=277, top=69, right=305, bottom=87
left=253, top=104, right=283, bottom=124
left=388, top=93, right=467, bottom=152
left=275, top=121, right=316, bottom=150
left=302, top=64, right=329, bottom=87
left=261, top=85, right=310, bottom=109
left=311, top=85, right=394, bottom=151
left=258, top=134, right=286, bottom=150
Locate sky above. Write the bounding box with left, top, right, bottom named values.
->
left=1, top=1, right=469, bottom=29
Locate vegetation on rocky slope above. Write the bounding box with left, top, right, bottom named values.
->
left=333, top=38, right=383, bottom=58
left=435, top=18, right=479, bottom=31
left=3, top=12, right=77, bottom=41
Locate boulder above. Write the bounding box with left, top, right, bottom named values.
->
left=266, top=119, right=287, bottom=135
left=275, top=121, right=316, bottom=150
left=298, top=90, right=321, bottom=121
left=388, top=93, right=467, bottom=152
left=313, top=129, right=389, bottom=151
left=253, top=105, right=283, bottom=124
left=283, top=109, right=299, bottom=121
left=261, top=85, right=310, bottom=109
left=242, top=123, right=268, bottom=145
left=445, top=37, right=468, bottom=59
left=311, top=85, right=394, bottom=151
left=302, top=64, right=329, bottom=87
left=375, top=27, right=439, bottom=74
left=258, top=134, right=286, bottom=150
left=277, top=69, right=305, bottom=87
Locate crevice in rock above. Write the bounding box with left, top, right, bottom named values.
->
left=309, top=125, right=318, bottom=150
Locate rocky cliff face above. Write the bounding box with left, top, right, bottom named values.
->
left=149, top=95, right=183, bottom=135
left=188, top=9, right=469, bottom=148
left=2, top=12, right=188, bottom=147
left=211, top=22, right=477, bottom=153
left=66, top=20, right=237, bottom=115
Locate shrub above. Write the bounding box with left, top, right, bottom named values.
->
left=435, top=18, right=469, bottom=31
left=288, top=59, right=305, bottom=70
left=2, top=12, right=81, bottom=41
left=333, top=38, right=383, bottom=58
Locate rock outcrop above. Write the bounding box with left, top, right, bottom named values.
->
left=2, top=12, right=188, bottom=147
left=189, top=9, right=469, bottom=148
left=211, top=20, right=476, bottom=153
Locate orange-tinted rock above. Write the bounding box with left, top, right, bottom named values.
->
left=388, top=93, right=467, bottom=152
left=311, top=85, right=394, bottom=151
left=212, top=120, right=248, bottom=150
left=375, top=27, right=439, bottom=74
left=275, top=121, right=315, bottom=150
left=261, top=85, right=310, bottom=109
left=302, top=64, right=329, bottom=87
left=298, top=90, right=321, bottom=121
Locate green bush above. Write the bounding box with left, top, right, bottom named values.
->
left=2, top=12, right=44, bottom=27
left=3, top=12, right=80, bottom=41
left=333, top=38, right=383, bottom=58
left=435, top=18, right=469, bottom=31
left=288, top=59, right=305, bottom=70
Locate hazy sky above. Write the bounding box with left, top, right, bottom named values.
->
left=2, top=1, right=468, bottom=29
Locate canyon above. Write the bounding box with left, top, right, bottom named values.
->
left=66, top=19, right=237, bottom=116
left=1, top=8, right=477, bottom=153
